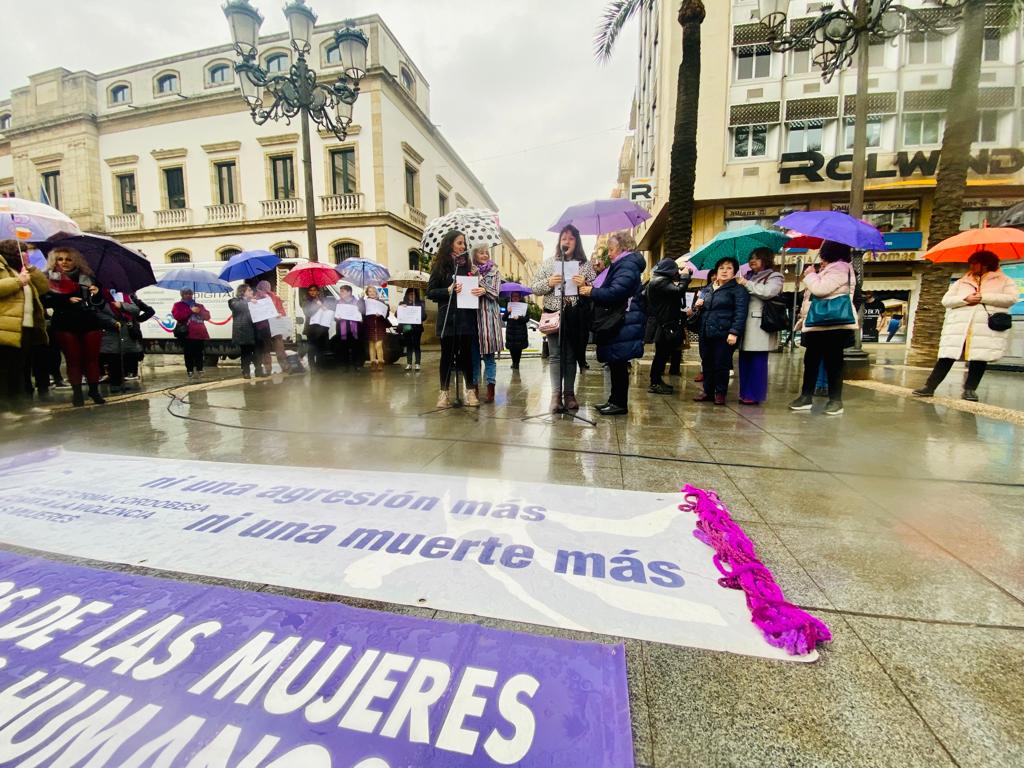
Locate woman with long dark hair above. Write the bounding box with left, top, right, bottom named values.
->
left=530, top=224, right=596, bottom=412
left=400, top=288, right=426, bottom=371
left=426, top=230, right=478, bottom=408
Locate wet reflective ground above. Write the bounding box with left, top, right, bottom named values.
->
left=2, top=345, right=1022, bottom=767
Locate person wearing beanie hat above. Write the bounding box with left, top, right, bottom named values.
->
left=645, top=258, right=692, bottom=394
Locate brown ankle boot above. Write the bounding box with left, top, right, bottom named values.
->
left=550, top=393, right=564, bottom=413
left=563, top=391, right=579, bottom=410
left=485, top=383, right=495, bottom=403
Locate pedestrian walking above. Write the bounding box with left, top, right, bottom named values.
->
left=735, top=247, right=784, bottom=405
left=579, top=230, right=645, bottom=415
left=399, top=289, right=426, bottom=371
left=335, top=284, right=364, bottom=371
left=912, top=250, right=1017, bottom=402
left=363, top=285, right=389, bottom=372
left=646, top=258, right=692, bottom=394
left=504, top=291, right=529, bottom=371
left=43, top=247, right=107, bottom=407
left=0, top=239, right=50, bottom=418
left=530, top=224, right=596, bottom=413
left=171, top=289, right=211, bottom=379
left=301, top=285, right=334, bottom=371
left=229, top=284, right=260, bottom=378
left=884, top=312, right=903, bottom=343
left=427, top=230, right=479, bottom=408
left=691, top=256, right=749, bottom=405
left=789, top=240, right=857, bottom=416
left=472, top=245, right=503, bottom=403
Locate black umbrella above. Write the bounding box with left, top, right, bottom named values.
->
left=38, top=232, right=156, bottom=293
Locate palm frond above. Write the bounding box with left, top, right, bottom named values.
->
left=594, top=0, right=647, bottom=63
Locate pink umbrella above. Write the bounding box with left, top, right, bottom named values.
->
left=282, top=261, right=341, bottom=288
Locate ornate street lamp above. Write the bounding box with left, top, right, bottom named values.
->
left=224, top=0, right=369, bottom=262
left=757, top=0, right=964, bottom=360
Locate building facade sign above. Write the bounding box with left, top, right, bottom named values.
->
left=724, top=203, right=807, bottom=220
left=832, top=199, right=920, bottom=213
left=629, top=177, right=655, bottom=202
left=780, top=148, right=1024, bottom=184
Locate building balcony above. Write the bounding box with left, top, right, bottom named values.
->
left=206, top=202, right=246, bottom=224
left=261, top=198, right=302, bottom=218
left=106, top=212, right=143, bottom=232
left=320, top=193, right=364, bottom=214
left=154, top=208, right=192, bottom=228
left=405, top=203, right=427, bottom=228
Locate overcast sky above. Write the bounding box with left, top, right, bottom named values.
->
left=0, top=0, right=639, bottom=257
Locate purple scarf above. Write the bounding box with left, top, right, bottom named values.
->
left=476, top=260, right=495, bottom=277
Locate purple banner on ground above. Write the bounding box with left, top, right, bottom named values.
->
left=0, top=551, right=633, bottom=767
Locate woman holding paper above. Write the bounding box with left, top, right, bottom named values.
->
left=363, top=285, right=389, bottom=371
left=400, top=289, right=426, bottom=371
left=229, top=284, right=260, bottom=378
left=334, top=285, right=364, bottom=370
left=472, top=245, right=503, bottom=403
left=253, top=280, right=293, bottom=375
left=171, top=289, right=211, bottom=379
left=427, top=230, right=479, bottom=409
left=504, top=291, right=529, bottom=371
left=301, top=286, right=335, bottom=371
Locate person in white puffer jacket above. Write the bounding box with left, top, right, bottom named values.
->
left=913, top=250, right=1018, bottom=402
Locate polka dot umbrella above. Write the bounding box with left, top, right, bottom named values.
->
left=420, top=208, right=502, bottom=254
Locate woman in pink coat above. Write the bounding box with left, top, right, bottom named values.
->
left=171, top=289, right=211, bottom=378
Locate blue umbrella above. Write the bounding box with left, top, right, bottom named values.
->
left=776, top=211, right=887, bottom=251
left=217, top=249, right=281, bottom=282
left=156, top=268, right=232, bottom=294
left=336, top=257, right=390, bottom=287
left=688, top=225, right=791, bottom=271
left=27, top=249, right=47, bottom=270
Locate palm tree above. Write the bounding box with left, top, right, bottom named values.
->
left=908, top=0, right=1023, bottom=365
left=596, top=0, right=707, bottom=258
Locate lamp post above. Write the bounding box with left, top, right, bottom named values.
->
left=757, top=0, right=963, bottom=358
left=223, top=0, right=368, bottom=262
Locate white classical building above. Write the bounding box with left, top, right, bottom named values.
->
left=0, top=14, right=533, bottom=285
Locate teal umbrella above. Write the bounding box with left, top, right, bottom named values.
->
left=688, top=225, right=790, bottom=271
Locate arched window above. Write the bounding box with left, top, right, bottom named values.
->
left=333, top=241, right=360, bottom=264
left=0, top=114, right=10, bottom=131
left=325, top=44, right=342, bottom=65
left=156, top=73, right=179, bottom=95
left=109, top=84, right=130, bottom=105
left=399, top=66, right=415, bottom=93
left=408, top=249, right=420, bottom=270
left=207, top=64, right=231, bottom=85
left=218, top=247, right=241, bottom=262
left=167, top=251, right=191, bottom=264
left=266, top=53, right=289, bottom=73
left=273, top=243, right=299, bottom=260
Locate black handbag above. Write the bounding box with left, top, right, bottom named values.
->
left=760, top=299, right=791, bottom=333
left=657, top=320, right=683, bottom=345
left=985, top=306, right=1012, bottom=332
left=591, top=303, right=625, bottom=342
left=173, top=322, right=189, bottom=340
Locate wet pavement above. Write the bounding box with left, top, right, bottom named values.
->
left=1, top=346, right=1022, bottom=768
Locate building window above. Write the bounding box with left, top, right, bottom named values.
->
left=325, top=44, right=342, bottom=65
left=735, top=45, right=771, bottom=81
left=408, top=250, right=420, bottom=270
left=790, top=48, right=818, bottom=75
left=438, top=191, right=449, bottom=216
left=168, top=251, right=191, bottom=264
left=865, top=210, right=916, bottom=232
left=0, top=114, right=9, bottom=131
left=109, top=84, right=130, bottom=105
left=266, top=54, right=288, bottom=73
left=330, top=148, right=356, bottom=194
left=156, top=73, right=179, bottom=95
left=404, top=163, right=419, bottom=207
left=786, top=121, right=823, bottom=153
left=41, top=171, right=61, bottom=210
left=400, top=66, right=415, bottom=92
left=215, top=161, right=237, bottom=204
left=333, top=241, right=360, bottom=263
left=732, top=125, right=768, bottom=158
left=117, top=173, right=137, bottom=214
left=271, top=155, right=295, bottom=200
left=903, top=112, right=943, bottom=146
left=976, top=111, right=999, bottom=144
left=218, top=247, right=241, bottom=262
left=274, top=244, right=299, bottom=260
left=208, top=64, right=231, bottom=85
left=982, top=28, right=1001, bottom=63
left=844, top=116, right=882, bottom=149
left=960, top=207, right=1003, bottom=230
left=907, top=33, right=943, bottom=65
left=163, top=167, right=186, bottom=209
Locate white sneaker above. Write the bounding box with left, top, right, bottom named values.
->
left=405, top=364, right=412, bottom=371
left=414, top=364, right=421, bottom=371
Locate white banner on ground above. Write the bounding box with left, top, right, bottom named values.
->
left=0, top=450, right=812, bottom=661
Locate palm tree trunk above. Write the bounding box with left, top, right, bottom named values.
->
left=906, top=0, right=985, bottom=366
left=663, top=0, right=706, bottom=259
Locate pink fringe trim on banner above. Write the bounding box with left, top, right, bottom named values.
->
left=679, top=485, right=832, bottom=656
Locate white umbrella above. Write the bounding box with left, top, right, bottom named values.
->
left=420, top=208, right=501, bottom=254
left=0, top=197, right=80, bottom=241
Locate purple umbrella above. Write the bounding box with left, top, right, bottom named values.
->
left=27, top=249, right=47, bottom=270
left=775, top=211, right=886, bottom=251
left=499, top=281, right=533, bottom=295
left=548, top=199, right=651, bottom=235
left=38, top=232, right=156, bottom=293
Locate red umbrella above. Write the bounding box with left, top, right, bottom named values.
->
left=282, top=261, right=341, bottom=288
left=784, top=235, right=824, bottom=250
left=924, top=227, right=1024, bottom=263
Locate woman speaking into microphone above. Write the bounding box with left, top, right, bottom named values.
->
left=427, top=230, right=479, bottom=409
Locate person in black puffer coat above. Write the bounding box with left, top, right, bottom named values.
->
left=691, top=256, right=749, bottom=405
left=579, top=230, right=647, bottom=415
left=645, top=258, right=693, bottom=395
left=426, top=229, right=479, bottom=409
left=503, top=290, right=529, bottom=370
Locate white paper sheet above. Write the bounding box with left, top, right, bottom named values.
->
left=456, top=276, right=480, bottom=309
left=397, top=305, right=423, bottom=325
left=335, top=303, right=362, bottom=322
left=508, top=301, right=527, bottom=318
left=310, top=308, right=335, bottom=328
left=248, top=298, right=279, bottom=323
left=268, top=316, right=292, bottom=339
left=364, top=298, right=388, bottom=317
left=555, top=261, right=580, bottom=297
